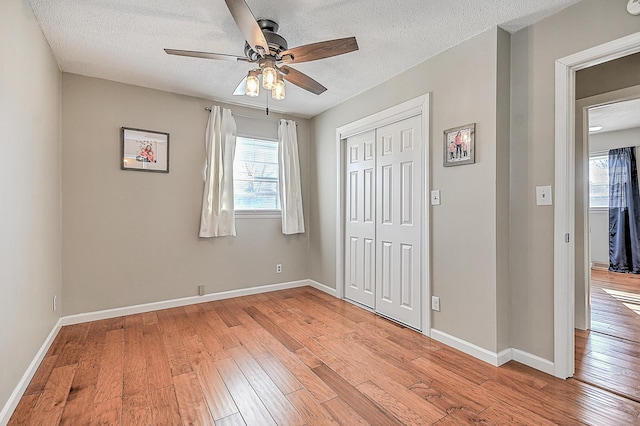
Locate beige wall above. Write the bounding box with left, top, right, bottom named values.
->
left=496, top=28, right=512, bottom=353
left=576, top=52, right=640, bottom=99
left=309, top=28, right=510, bottom=353
left=0, top=0, right=62, bottom=414
left=510, top=0, right=640, bottom=361
left=61, top=74, right=310, bottom=315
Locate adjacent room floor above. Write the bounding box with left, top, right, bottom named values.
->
left=10, top=285, right=640, bottom=425
left=575, top=269, right=640, bottom=403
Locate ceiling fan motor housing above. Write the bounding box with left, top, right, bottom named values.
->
left=244, top=19, right=288, bottom=60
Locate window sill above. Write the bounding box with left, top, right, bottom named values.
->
left=235, top=210, right=282, bottom=219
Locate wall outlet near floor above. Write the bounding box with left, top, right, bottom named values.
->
left=198, top=285, right=205, bottom=296
left=276, top=264, right=282, bottom=273
left=431, top=296, right=440, bottom=312
left=53, top=295, right=57, bottom=312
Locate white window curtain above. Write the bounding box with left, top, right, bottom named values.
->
left=278, top=119, right=305, bottom=234
left=199, top=106, right=237, bottom=237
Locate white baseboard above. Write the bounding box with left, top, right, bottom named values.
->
left=430, top=329, right=508, bottom=366
left=0, top=318, right=62, bottom=426
left=512, top=348, right=555, bottom=376
left=429, top=329, right=555, bottom=375
left=62, top=279, right=310, bottom=326
left=307, top=280, right=338, bottom=297
left=497, top=348, right=513, bottom=366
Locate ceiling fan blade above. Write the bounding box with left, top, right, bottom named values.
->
left=164, top=49, right=247, bottom=62
left=233, top=76, right=247, bottom=95
left=280, top=37, right=358, bottom=64
left=224, top=0, right=269, bottom=56
left=279, top=66, right=327, bottom=95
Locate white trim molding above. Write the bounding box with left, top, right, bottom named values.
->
left=430, top=329, right=511, bottom=367
left=430, top=329, right=555, bottom=375
left=62, top=280, right=310, bottom=326
left=512, top=349, right=556, bottom=376
left=307, top=280, right=339, bottom=297
left=0, top=319, right=62, bottom=425
left=554, top=32, right=640, bottom=380
left=335, top=94, right=431, bottom=334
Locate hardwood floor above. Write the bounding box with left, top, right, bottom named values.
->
left=589, top=270, right=640, bottom=342
left=11, top=286, right=640, bottom=425
left=575, top=269, right=640, bottom=403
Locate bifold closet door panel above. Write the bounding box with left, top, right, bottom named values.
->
left=375, top=115, right=422, bottom=330
left=344, top=130, right=376, bottom=309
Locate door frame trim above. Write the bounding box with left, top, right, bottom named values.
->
left=554, top=32, right=640, bottom=379
left=335, top=94, right=431, bottom=334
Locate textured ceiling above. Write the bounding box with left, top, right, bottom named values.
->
left=590, top=98, right=640, bottom=134
left=29, top=0, right=584, bottom=118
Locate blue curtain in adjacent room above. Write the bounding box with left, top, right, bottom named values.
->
left=609, top=147, right=640, bottom=273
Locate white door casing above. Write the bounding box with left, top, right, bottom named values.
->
left=375, top=116, right=423, bottom=329
left=554, top=32, right=640, bottom=379
left=344, top=130, right=377, bottom=308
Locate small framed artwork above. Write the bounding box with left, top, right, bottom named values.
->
left=121, top=127, right=170, bottom=173
left=444, top=123, right=475, bottom=167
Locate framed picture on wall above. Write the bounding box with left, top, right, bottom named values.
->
left=121, top=127, right=170, bottom=173
left=443, top=123, right=475, bottom=167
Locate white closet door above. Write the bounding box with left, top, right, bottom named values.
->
left=375, top=115, right=422, bottom=329
left=344, top=130, right=376, bottom=309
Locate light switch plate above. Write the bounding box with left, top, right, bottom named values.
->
left=431, top=296, right=440, bottom=312
left=536, top=185, right=552, bottom=206
left=430, top=190, right=441, bottom=206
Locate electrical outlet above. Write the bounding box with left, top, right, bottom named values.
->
left=198, top=285, right=205, bottom=296
left=53, top=295, right=57, bottom=312
left=431, top=296, right=440, bottom=312
left=276, top=264, right=282, bottom=273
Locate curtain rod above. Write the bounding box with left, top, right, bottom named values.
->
left=204, top=107, right=297, bottom=125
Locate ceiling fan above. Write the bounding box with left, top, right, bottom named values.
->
left=164, top=0, right=358, bottom=101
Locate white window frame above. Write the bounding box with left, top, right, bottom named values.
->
left=588, top=151, right=609, bottom=211
left=233, top=136, right=282, bottom=219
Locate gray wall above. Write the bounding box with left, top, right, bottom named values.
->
left=61, top=74, right=310, bottom=315
left=309, top=28, right=511, bottom=353
left=510, top=0, right=640, bottom=360
left=496, top=27, right=512, bottom=353
left=0, top=0, right=62, bottom=414
left=576, top=52, right=640, bottom=99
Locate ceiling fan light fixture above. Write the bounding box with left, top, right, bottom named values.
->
left=246, top=70, right=260, bottom=97
left=272, top=75, right=285, bottom=100
left=166, top=2, right=359, bottom=101
left=262, top=62, right=277, bottom=90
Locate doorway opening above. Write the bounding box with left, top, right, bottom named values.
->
left=575, top=97, right=640, bottom=401
left=554, top=31, right=640, bottom=380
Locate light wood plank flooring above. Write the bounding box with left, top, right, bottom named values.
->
left=11, top=286, right=640, bottom=425
left=575, top=269, right=640, bottom=403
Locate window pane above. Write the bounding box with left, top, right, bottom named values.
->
left=234, top=137, right=280, bottom=211
left=589, top=155, right=608, bottom=208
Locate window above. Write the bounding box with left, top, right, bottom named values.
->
left=233, top=137, right=280, bottom=211
left=589, top=154, right=609, bottom=208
